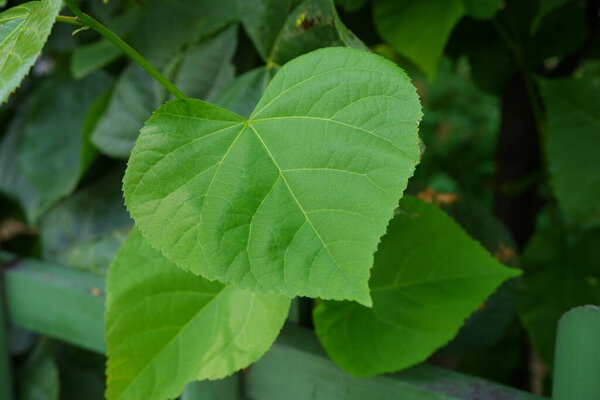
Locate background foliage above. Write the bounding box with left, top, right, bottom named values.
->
left=0, top=0, right=599, bottom=399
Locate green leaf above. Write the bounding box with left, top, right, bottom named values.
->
left=19, top=341, right=60, bottom=400
left=0, top=116, right=44, bottom=222
left=0, top=0, right=62, bottom=104
left=461, top=0, right=501, bottom=19
left=373, top=0, right=465, bottom=79
left=240, top=0, right=366, bottom=65
left=92, top=27, right=238, bottom=158
left=123, top=47, right=422, bottom=305
left=181, top=377, right=239, bottom=400
left=213, top=66, right=274, bottom=118
left=105, top=228, right=290, bottom=400
left=19, top=72, right=112, bottom=209
left=170, top=25, right=238, bottom=101
left=541, top=78, right=600, bottom=225
left=313, top=196, right=520, bottom=376
left=91, top=64, right=157, bottom=158
left=520, top=227, right=600, bottom=364
left=532, top=0, right=571, bottom=32
left=40, top=169, right=132, bottom=276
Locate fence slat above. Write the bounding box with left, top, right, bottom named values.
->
left=552, top=305, right=600, bottom=400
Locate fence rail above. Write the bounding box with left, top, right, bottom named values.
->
left=0, top=252, right=547, bottom=400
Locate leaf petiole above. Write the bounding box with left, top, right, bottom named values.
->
left=61, top=0, right=186, bottom=100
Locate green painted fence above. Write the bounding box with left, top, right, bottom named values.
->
left=2, top=251, right=590, bottom=400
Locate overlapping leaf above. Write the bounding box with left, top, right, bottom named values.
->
left=106, top=228, right=290, bottom=400
left=124, top=47, right=422, bottom=305
left=313, top=196, right=520, bottom=376
left=0, top=0, right=62, bottom=103
left=541, top=77, right=600, bottom=225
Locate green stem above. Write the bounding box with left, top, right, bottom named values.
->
left=63, top=0, right=186, bottom=100
left=56, top=15, right=85, bottom=27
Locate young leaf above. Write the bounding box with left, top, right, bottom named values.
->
left=0, top=0, right=62, bottom=104
left=105, top=228, right=290, bottom=400
left=373, top=0, right=465, bottom=79
left=123, top=47, right=422, bottom=305
left=541, top=77, right=600, bottom=225
left=313, top=196, right=520, bottom=376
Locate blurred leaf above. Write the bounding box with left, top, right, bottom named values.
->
left=213, top=66, right=273, bottom=118
left=170, top=25, right=238, bottom=101
left=19, top=341, right=60, bottom=400
left=532, top=0, right=571, bottom=32
left=373, top=0, right=465, bottom=79
left=40, top=169, right=132, bottom=275
left=105, top=228, right=291, bottom=400
left=462, top=0, right=501, bottom=19
left=92, top=27, right=239, bottom=158
left=0, top=0, right=62, bottom=104
left=54, top=343, right=105, bottom=400
left=240, top=0, right=366, bottom=65
left=313, top=196, right=520, bottom=376
left=541, top=77, right=600, bottom=225
left=335, top=0, right=368, bottom=12
left=123, top=47, right=422, bottom=304
left=520, top=227, right=600, bottom=364
left=0, top=117, right=44, bottom=222
left=90, top=64, right=157, bottom=158
left=72, top=0, right=237, bottom=78
left=18, top=72, right=112, bottom=213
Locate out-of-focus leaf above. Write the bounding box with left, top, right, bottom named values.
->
left=462, top=0, right=501, bottom=19
left=213, top=66, right=273, bottom=118
left=171, top=25, right=238, bottom=101
left=240, top=0, right=366, bottom=65
left=105, top=228, right=290, bottom=400
left=19, top=341, right=60, bottom=400
left=541, top=77, right=600, bottom=225
left=0, top=0, right=62, bottom=104
left=335, top=0, right=367, bottom=12
left=123, top=47, right=422, bottom=304
left=54, top=343, right=105, bottom=400
left=313, top=196, right=519, bottom=376
left=532, top=0, right=571, bottom=32
left=40, top=169, right=132, bottom=275
left=92, top=27, right=238, bottom=158
left=90, top=64, right=156, bottom=158
left=520, top=227, right=600, bottom=364
left=18, top=72, right=112, bottom=212
left=0, top=117, right=44, bottom=222
left=373, top=0, right=465, bottom=79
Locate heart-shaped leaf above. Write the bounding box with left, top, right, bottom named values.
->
left=106, top=228, right=290, bottom=400
left=313, top=196, right=520, bottom=376
left=0, top=0, right=62, bottom=104
left=124, top=47, right=422, bottom=305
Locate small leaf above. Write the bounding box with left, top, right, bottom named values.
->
left=313, top=196, right=520, bottom=376
left=0, top=0, right=62, bottom=104
left=541, top=77, right=600, bottom=225
left=373, top=0, right=465, bottom=79
left=106, top=228, right=290, bottom=400
left=124, top=47, right=422, bottom=305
